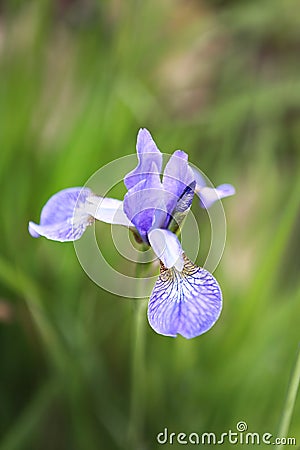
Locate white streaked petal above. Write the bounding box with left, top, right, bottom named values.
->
left=86, top=196, right=133, bottom=226
left=148, top=255, right=222, bottom=339
left=148, top=228, right=184, bottom=271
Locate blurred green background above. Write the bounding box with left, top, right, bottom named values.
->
left=0, top=0, right=299, bottom=449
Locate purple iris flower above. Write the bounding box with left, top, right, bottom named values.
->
left=29, top=129, right=235, bottom=339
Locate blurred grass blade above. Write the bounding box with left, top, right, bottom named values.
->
left=225, top=173, right=300, bottom=350
left=0, top=378, right=60, bottom=450
left=0, top=256, right=68, bottom=370
left=128, top=261, right=148, bottom=449
left=276, top=345, right=300, bottom=448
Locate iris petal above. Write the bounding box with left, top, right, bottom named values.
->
left=191, top=167, right=207, bottom=189
left=148, top=228, right=184, bottom=271
left=28, top=219, right=92, bottom=242
left=198, top=184, right=236, bottom=209
left=28, top=187, right=94, bottom=242
left=86, top=197, right=132, bottom=226
left=168, top=181, right=195, bottom=233
left=123, top=162, right=166, bottom=241
left=162, top=150, right=195, bottom=217
left=147, top=255, right=222, bottom=339
left=124, top=128, right=163, bottom=190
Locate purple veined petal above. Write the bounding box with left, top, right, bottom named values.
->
left=147, top=255, right=222, bottom=339
left=162, top=150, right=195, bottom=217
left=28, top=187, right=94, bottom=242
left=148, top=228, right=184, bottom=271
left=123, top=162, right=166, bottom=240
left=198, top=184, right=236, bottom=209
left=124, top=128, right=163, bottom=190
left=86, top=197, right=133, bottom=226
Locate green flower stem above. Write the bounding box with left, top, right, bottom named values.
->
left=276, top=344, right=300, bottom=448
left=128, top=260, right=148, bottom=448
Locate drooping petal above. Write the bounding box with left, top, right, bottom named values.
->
left=124, top=128, right=163, bottom=190
left=162, top=150, right=195, bottom=218
left=123, top=162, right=167, bottom=241
left=148, top=255, right=222, bottom=339
left=148, top=228, right=184, bottom=271
left=28, top=219, right=92, bottom=242
left=28, top=187, right=94, bottom=242
left=86, top=197, right=132, bottom=226
left=198, top=184, right=236, bottom=209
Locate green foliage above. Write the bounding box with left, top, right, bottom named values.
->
left=0, top=0, right=299, bottom=449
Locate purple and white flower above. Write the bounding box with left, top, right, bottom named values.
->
left=29, top=129, right=235, bottom=339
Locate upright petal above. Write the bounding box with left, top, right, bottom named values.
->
left=28, top=187, right=94, bottom=242
left=148, top=255, right=222, bottom=339
left=148, top=228, right=184, bottom=271
left=162, top=150, right=195, bottom=217
left=167, top=181, right=195, bottom=233
left=124, top=128, right=163, bottom=190
left=123, top=162, right=166, bottom=241
left=197, top=184, right=236, bottom=209
left=192, top=167, right=207, bottom=189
